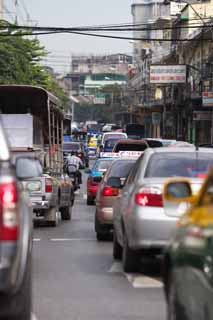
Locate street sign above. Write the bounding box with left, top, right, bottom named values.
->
left=93, top=93, right=105, bottom=105
left=202, top=92, right=213, bottom=107
left=150, top=65, right=186, bottom=84
left=193, top=111, right=212, bottom=121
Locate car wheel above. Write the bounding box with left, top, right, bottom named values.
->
left=167, top=273, right=182, bottom=320
left=87, top=196, right=94, bottom=205
left=61, top=206, right=71, bottom=220
left=113, top=230, right=122, bottom=260
left=46, top=207, right=59, bottom=227
left=122, top=232, right=140, bottom=273
left=95, top=213, right=109, bottom=241
left=0, top=255, right=32, bottom=320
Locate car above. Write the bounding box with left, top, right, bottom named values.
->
left=103, top=138, right=123, bottom=153
left=63, top=141, right=89, bottom=167
left=0, top=121, right=41, bottom=319
left=162, top=167, right=213, bottom=320
left=85, top=157, right=114, bottom=205
left=100, top=132, right=127, bottom=147
left=112, top=139, right=149, bottom=152
left=113, top=147, right=213, bottom=272
left=95, top=157, right=137, bottom=241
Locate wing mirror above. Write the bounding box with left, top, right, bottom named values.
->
left=163, top=179, right=195, bottom=217
left=16, top=157, right=43, bottom=180
left=107, top=177, right=122, bottom=189
left=85, top=168, right=92, bottom=174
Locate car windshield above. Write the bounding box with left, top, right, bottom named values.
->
left=108, top=159, right=136, bottom=178
left=145, top=152, right=213, bottom=178
left=94, top=159, right=112, bottom=171
left=63, top=143, right=80, bottom=152
left=114, top=143, right=147, bottom=152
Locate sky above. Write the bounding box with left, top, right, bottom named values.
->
left=13, top=0, right=134, bottom=72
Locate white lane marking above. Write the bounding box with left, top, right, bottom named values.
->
left=33, top=238, right=41, bottom=242
left=108, top=261, right=123, bottom=273
left=50, top=238, right=96, bottom=242
left=108, top=261, right=163, bottom=288
left=31, top=313, right=38, bottom=320
left=83, top=194, right=87, bottom=199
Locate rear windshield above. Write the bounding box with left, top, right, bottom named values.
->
left=104, top=139, right=119, bottom=149
left=114, top=143, right=147, bottom=152
left=103, top=134, right=126, bottom=144
left=145, top=152, right=213, bottom=178
left=108, top=159, right=136, bottom=178
left=94, top=159, right=113, bottom=171
left=63, top=143, right=80, bottom=152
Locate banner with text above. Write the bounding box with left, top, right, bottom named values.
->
left=150, top=65, right=186, bottom=84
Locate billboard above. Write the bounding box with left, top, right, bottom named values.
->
left=150, top=65, right=186, bottom=84
left=202, top=92, right=213, bottom=107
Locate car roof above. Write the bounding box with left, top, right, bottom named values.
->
left=145, top=147, right=213, bottom=154
left=114, top=139, right=147, bottom=144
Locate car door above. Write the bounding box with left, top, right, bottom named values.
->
left=115, top=160, right=140, bottom=244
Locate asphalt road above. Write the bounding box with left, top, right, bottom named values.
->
left=32, top=170, right=167, bottom=320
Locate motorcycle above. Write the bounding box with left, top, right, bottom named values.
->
left=67, top=164, right=80, bottom=191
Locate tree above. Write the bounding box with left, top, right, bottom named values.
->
left=0, top=21, right=69, bottom=110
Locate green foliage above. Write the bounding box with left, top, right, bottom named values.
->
left=0, top=21, right=69, bottom=110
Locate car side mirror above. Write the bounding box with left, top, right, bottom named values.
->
left=163, top=179, right=195, bottom=217
left=85, top=168, right=92, bottom=174
left=164, top=180, right=193, bottom=201
left=16, top=157, right=43, bottom=180
left=107, top=176, right=122, bottom=189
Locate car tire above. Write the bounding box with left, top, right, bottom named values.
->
left=87, top=196, right=94, bottom=205
left=167, top=273, right=182, bottom=320
left=122, top=233, right=140, bottom=273
left=113, top=230, right=122, bottom=260
left=46, top=207, right=59, bottom=227
left=95, top=213, right=109, bottom=241
left=0, top=255, right=32, bottom=320
left=61, top=206, right=71, bottom=220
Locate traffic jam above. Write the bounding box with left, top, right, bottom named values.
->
left=1, top=93, right=213, bottom=320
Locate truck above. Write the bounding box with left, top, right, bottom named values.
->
left=0, top=85, right=74, bottom=226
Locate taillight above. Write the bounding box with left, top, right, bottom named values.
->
left=45, top=178, right=53, bottom=193
left=102, top=186, right=119, bottom=197
left=0, top=182, right=19, bottom=241
left=135, top=187, right=163, bottom=207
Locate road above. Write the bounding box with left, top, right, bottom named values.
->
left=32, top=171, right=166, bottom=320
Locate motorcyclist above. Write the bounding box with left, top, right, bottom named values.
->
left=65, top=151, right=83, bottom=184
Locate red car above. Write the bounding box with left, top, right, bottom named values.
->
left=85, top=158, right=114, bottom=205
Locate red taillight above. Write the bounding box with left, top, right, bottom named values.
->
left=0, top=182, right=19, bottom=241
left=102, top=186, right=119, bottom=197
left=45, top=178, right=53, bottom=193
left=135, top=188, right=163, bottom=207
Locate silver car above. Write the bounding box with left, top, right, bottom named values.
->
left=0, top=121, right=40, bottom=319
left=113, top=147, right=213, bottom=272
left=95, top=158, right=137, bottom=240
